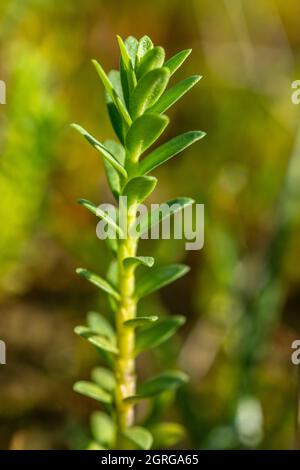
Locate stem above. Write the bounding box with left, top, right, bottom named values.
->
left=115, top=201, right=138, bottom=444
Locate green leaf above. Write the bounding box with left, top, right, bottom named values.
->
left=124, top=36, right=139, bottom=68
left=139, top=130, right=206, bottom=175
left=103, top=140, right=125, bottom=199
left=136, top=36, right=154, bottom=67
left=137, top=197, right=194, bottom=236
left=151, top=422, right=186, bottom=449
left=117, top=35, right=137, bottom=93
left=123, top=316, right=158, bottom=328
left=135, top=264, right=190, bottom=299
left=164, top=49, right=192, bottom=76
left=106, top=70, right=126, bottom=143
left=126, top=114, right=169, bottom=162
left=74, top=326, right=119, bottom=354
left=138, top=370, right=188, bottom=397
left=137, top=46, right=165, bottom=79
left=73, top=381, right=112, bottom=404
left=71, top=124, right=127, bottom=178
left=91, top=411, right=116, bottom=448
left=124, top=370, right=188, bottom=403
left=87, top=311, right=115, bottom=341
left=137, top=197, right=194, bottom=237
left=123, top=256, right=155, bottom=270
left=130, top=68, right=170, bottom=120
left=148, top=75, right=201, bottom=114
left=122, top=426, right=153, bottom=450
left=92, top=59, right=132, bottom=125
left=77, top=199, right=124, bottom=237
left=135, top=316, right=186, bottom=355
left=122, top=176, right=157, bottom=205
left=91, top=366, right=116, bottom=392
left=76, top=268, right=120, bottom=301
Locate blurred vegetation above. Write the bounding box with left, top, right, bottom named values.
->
left=0, top=0, right=300, bottom=449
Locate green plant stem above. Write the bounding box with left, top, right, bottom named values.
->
left=115, top=203, right=138, bottom=443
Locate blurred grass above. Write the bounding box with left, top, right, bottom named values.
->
left=0, top=0, right=300, bottom=449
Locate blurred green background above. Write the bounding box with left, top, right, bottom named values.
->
left=0, top=0, right=300, bottom=450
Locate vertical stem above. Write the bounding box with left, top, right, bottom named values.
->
left=115, top=202, right=138, bottom=444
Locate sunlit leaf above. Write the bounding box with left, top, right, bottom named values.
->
left=74, top=326, right=118, bottom=354
left=135, top=264, right=190, bottom=299
left=130, top=68, right=170, bottom=119
left=76, top=268, right=120, bottom=301
left=77, top=199, right=124, bottom=237
left=148, top=75, right=201, bottom=114
left=71, top=124, right=127, bottom=178
left=91, top=366, right=116, bottom=392
left=139, top=130, right=206, bottom=175
left=135, top=315, right=185, bottom=355
left=136, top=36, right=154, bottom=67
left=123, top=316, right=158, bottom=328
left=122, top=426, right=153, bottom=450
left=151, top=422, right=186, bottom=448
left=103, top=139, right=126, bottom=199
left=91, top=411, right=116, bottom=448
left=137, top=46, right=165, bottom=79
left=87, top=311, right=115, bottom=341
left=123, top=256, right=155, bottom=270
left=122, top=176, right=157, bottom=205
left=73, top=381, right=112, bottom=404
left=137, top=197, right=194, bottom=237
left=92, top=59, right=132, bottom=125
left=164, top=49, right=192, bottom=76
left=126, top=113, right=169, bottom=162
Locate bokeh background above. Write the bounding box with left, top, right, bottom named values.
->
left=1, top=0, right=300, bottom=450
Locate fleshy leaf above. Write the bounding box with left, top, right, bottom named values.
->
left=122, top=176, right=157, bottom=205
left=103, top=140, right=125, bottom=199
left=135, top=264, right=190, bottom=299
left=123, top=316, right=158, bottom=328
left=71, top=124, right=127, bottom=178
left=122, top=426, right=153, bottom=450
left=123, top=256, right=154, bottom=270
left=77, top=199, right=124, bottom=237
left=139, top=130, right=206, bottom=175
left=130, top=68, right=170, bottom=119
left=126, top=114, right=169, bottom=162
left=124, top=36, right=139, bottom=68
left=76, top=268, right=120, bottom=301
left=135, top=315, right=186, bottom=355
left=91, top=411, right=116, bottom=448
left=74, top=326, right=119, bottom=354
left=136, top=36, right=154, bottom=66
left=137, top=197, right=194, bottom=237
left=148, top=75, right=201, bottom=114
left=164, top=49, right=192, bottom=76
left=92, top=59, right=132, bottom=125
left=106, top=70, right=126, bottom=143
left=73, top=381, right=112, bottom=404
left=87, top=311, right=115, bottom=341
left=137, top=46, right=165, bottom=79
left=91, top=366, right=116, bottom=392
left=139, top=370, right=188, bottom=396
left=117, top=35, right=137, bottom=95
left=150, top=422, right=186, bottom=449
